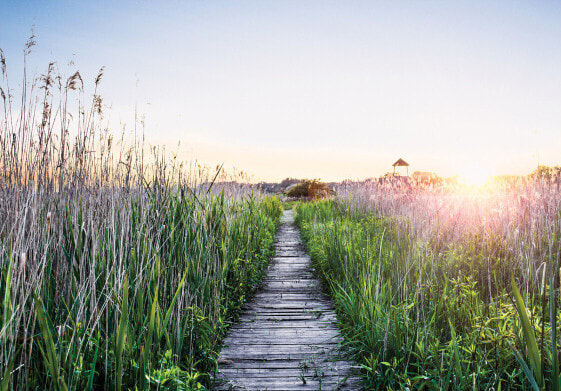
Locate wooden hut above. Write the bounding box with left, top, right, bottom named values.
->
left=392, top=158, right=410, bottom=176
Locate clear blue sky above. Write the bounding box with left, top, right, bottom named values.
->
left=2, top=0, right=561, bottom=181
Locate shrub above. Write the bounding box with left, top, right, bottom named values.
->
left=308, top=180, right=330, bottom=199
left=285, top=179, right=330, bottom=199
left=285, top=180, right=311, bottom=197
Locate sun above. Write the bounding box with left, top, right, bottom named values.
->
left=459, top=165, right=491, bottom=187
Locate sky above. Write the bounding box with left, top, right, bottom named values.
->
left=1, top=0, right=561, bottom=182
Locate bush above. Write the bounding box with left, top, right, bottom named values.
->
left=285, top=179, right=330, bottom=199
left=308, top=180, right=330, bottom=199
left=285, top=180, right=311, bottom=197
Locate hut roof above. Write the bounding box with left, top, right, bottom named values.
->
left=392, top=158, right=409, bottom=167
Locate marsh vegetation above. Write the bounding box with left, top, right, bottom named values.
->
left=296, top=179, right=561, bottom=389
left=0, top=46, right=282, bottom=390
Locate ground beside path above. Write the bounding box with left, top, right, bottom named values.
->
left=213, top=209, right=362, bottom=390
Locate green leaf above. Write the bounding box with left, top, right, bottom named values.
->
left=33, top=292, right=68, bottom=391
left=1, top=352, right=15, bottom=391
left=550, top=260, right=559, bottom=391
left=512, top=274, right=543, bottom=387
left=140, top=286, right=158, bottom=390
left=163, top=268, right=188, bottom=332
left=86, top=332, right=100, bottom=391
left=2, top=250, right=13, bottom=341
left=511, top=345, right=540, bottom=391
left=449, top=319, right=463, bottom=381
left=115, top=276, right=129, bottom=391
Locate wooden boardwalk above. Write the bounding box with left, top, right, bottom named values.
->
left=214, top=210, right=362, bottom=390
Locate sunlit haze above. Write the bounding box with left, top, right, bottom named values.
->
left=2, top=1, right=561, bottom=182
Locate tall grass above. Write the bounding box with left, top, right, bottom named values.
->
left=296, top=180, right=561, bottom=389
left=0, top=44, right=282, bottom=389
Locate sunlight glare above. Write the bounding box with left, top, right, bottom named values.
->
left=460, top=165, right=491, bottom=187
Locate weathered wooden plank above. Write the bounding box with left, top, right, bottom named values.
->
left=213, top=377, right=362, bottom=391
left=222, top=334, right=341, bottom=343
left=261, top=275, right=317, bottom=281
left=236, top=305, right=333, bottom=313
left=272, top=254, right=308, bottom=258
left=227, top=326, right=340, bottom=334
left=239, top=310, right=334, bottom=316
left=260, top=280, right=319, bottom=285
left=265, top=270, right=311, bottom=275
left=266, top=265, right=311, bottom=270
left=237, top=311, right=337, bottom=318
left=227, top=322, right=337, bottom=330
left=224, top=333, right=343, bottom=349
left=241, top=303, right=332, bottom=310
left=266, top=265, right=310, bottom=271
left=219, top=352, right=345, bottom=361
left=261, top=277, right=318, bottom=282
left=240, top=302, right=334, bottom=310
left=244, top=296, right=328, bottom=301
left=267, top=264, right=309, bottom=269
left=216, top=375, right=359, bottom=384
left=261, top=281, right=321, bottom=289
left=233, top=308, right=333, bottom=317
left=220, top=334, right=343, bottom=343
left=241, top=304, right=333, bottom=310
left=240, top=309, right=336, bottom=316
left=221, top=340, right=339, bottom=349
left=237, top=309, right=334, bottom=318
left=217, top=360, right=357, bottom=370
left=268, top=260, right=310, bottom=264
left=218, top=370, right=356, bottom=383
left=238, top=312, right=335, bottom=318
left=234, top=317, right=337, bottom=324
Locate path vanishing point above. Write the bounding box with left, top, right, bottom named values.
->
left=214, top=210, right=362, bottom=390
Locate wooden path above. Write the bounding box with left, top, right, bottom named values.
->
left=214, top=210, right=361, bottom=390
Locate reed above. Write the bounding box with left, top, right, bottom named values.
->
left=0, top=45, right=282, bottom=390
left=296, top=179, right=561, bottom=389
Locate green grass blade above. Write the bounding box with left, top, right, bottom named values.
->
left=0, top=352, right=15, bottom=391
left=33, top=292, right=67, bottom=391
left=512, top=274, right=543, bottom=387
left=2, top=250, right=13, bottom=342
left=550, top=258, right=559, bottom=391
left=115, top=276, right=129, bottom=391
left=162, top=268, right=188, bottom=332
left=140, top=286, right=158, bottom=390
left=511, top=345, right=541, bottom=391
left=448, top=319, right=463, bottom=382
left=86, top=332, right=100, bottom=391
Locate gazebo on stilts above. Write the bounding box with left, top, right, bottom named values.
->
left=392, top=158, right=410, bottom=176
